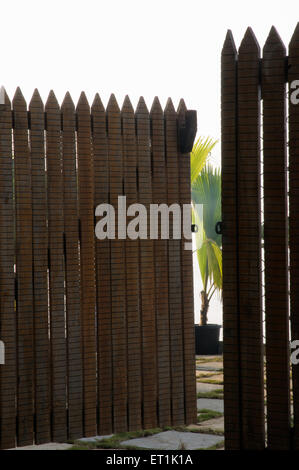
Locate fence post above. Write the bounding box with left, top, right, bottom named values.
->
left=46, top=90, right=67, bottom=442
left=262, top=27, right=290, bottom=450
left=0, top=88, right=16, bottom=450
left=62, top=92, right=83, bottom=440
left=77, top=92, right=97, bottom=437
left=289, top=22, right=299, bottom=451
left=30, top=89, right=51, bottom=444
left=13, top=88, right=34, bottom=447
left=221, top=30, right=242, bottom=450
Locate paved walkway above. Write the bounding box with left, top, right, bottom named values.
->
left=8, top=355, right=225, bottom=451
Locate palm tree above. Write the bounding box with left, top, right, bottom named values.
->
left=191, top=138, right=222, bottom=326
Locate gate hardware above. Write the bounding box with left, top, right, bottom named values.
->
left=178, top=110, right=197, bottom=153
left=215, top=221, right=222, bottom=235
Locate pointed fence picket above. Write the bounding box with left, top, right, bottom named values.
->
left=0, top=89, right=197, bottom=448
left=222, top=23, right=299, bottom=450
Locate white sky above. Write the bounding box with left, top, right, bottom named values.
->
left=1, top=0, right=297, bottom=326
left=2, top=0, right=297, bottom=153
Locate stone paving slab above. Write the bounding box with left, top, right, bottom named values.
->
left=196, top=370, right=216, bottom=378
left=120, top=430, right=224, bottom=450
left=198, top=373, right=223, bottom=383
left=197, top=398, right=224, bottom=413
left=8, top=443, right=73, bottom=450
left=196, top=363, right=223, bottom=371
left=196, top=382, right=223, bottom=393
left=192, top=417, right=224, bottom=433
left=196, top=355, right=223, bottom=362
left=76, top=434, right=114, bottom=444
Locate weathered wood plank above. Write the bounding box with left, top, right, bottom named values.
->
left=46, top=90, right=67, bottom=442
left=76, top=92, right=97, bottom=437
left=221, top=29, right=242, bottom=451
left=177, top=99, right=197, bottom=426
left=61, top=92, right=83, bottom=440
left=107, top=94, right=127, bottom=433
left=29, top=89, right=51, bottom=444
left=150, top=97, right=171, bottom=427
left=289, top=22, right=299, bottom=451
left=237, top=28, right=264, bottom=450
left=262, top=27, right=290, bottom=450
left=13, top=88, right=34, bottom=447
left=136, top=97, right=157, bottom=429
left=0, top=88, right=17, bottom=450
left=0, top=86, right=196, bottom=446
left=164, top=98, right=184, bottom=426
left=121, top=96, right=142, bottom=431
left=92, top=93, right=113, bottom=435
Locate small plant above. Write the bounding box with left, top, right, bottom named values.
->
left=178, top=439, right=187, bottom=450
left=191, top=138, right=222, bottom=326
left=197, top=390, right=223, bottom=399
left=197, top=409, right=223, bottom=423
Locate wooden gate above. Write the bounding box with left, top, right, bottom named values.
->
left=0, top=88, right=197, bottom=448
left=222, top=24, right=299, bottom=450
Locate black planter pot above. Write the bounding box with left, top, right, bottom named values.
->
left=195, top=324, right=221, bottom=355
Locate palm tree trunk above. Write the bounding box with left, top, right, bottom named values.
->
left=200, top=290, right=209, bottom=326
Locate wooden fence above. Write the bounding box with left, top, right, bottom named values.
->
left=0, top=88, right=197, bottom=449
left=222, top=24, right=299, bottom=450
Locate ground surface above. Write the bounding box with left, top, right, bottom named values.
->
left=8, top=355, right=225, bottom=451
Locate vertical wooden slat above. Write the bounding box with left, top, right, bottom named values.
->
left=262, top=27, right=290, bottom=450
left=289, top=22, right=299, bottom=451
left=61, top=92, right=83, bottom=440
left=46, top=90, right=67, bottom=442
left=106, top=94, right=127, bottom=433
left=164, top=98, right=184, bottom=426
left=221, top=31, right=242, bottom=450
left=13, top=88, right=34, bottom=446
left=238, top=28, right=264, bottom=449
left=29, top=89, right=51, bottom=444
left=0, top=86, right=196, bottom=446
left=92, top=94, right=113, bottom=435
left=136, top=97, right=157, bottom=429
left=121, top=96, right=142, bottom=430
left=76, top=92, right=97, bottom=437
left=177, top=99, right=197, bottom=425
left=0, top=89, right=16, bottom=449
left=150, top=97, right=171, bottom=427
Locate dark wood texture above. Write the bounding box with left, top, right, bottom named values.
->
left=237, top=28, right=264, bottom=450
left=289, top=23, right=299, bottom=451
left=76, top=92, right=97, bottom=437
left=165, top=99, right=185, bottom=426
left=177, top=99, right=197, bottom=426
left=0, top=89, right=196, bottom=448
left=221, top=25, right=299, bottom=450
left=122, top=96, right=142, bottom=431
left=107, top=94, right=127, bottom=433
left=0, top=90, right=16, bottom=450
left=29, top=90, right=51, bottom=444
left=136, top=97, right=157, bottom=429
left=221, top=30, right=243, bottom=450
left=150, top=97, right=172, bottom=427
left=62, top=92, right=83, bottom=440
left=92, top=94, right=113, bottom=435
left=13, top=88, right=34, bottom=447
left=262, top=27, right=290, bottom=450
left=46, top=91, right=67, bottom=442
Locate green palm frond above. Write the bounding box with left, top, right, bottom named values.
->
left=192, top=164, right=221, bottom=246
left=206, top=240, right=222, bottom=290
left=190, top=137, right=218, bottom=185
left=191, top=138, right=222, bottom=302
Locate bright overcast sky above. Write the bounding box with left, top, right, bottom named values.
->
left=2, top=0, right=297, bottom=168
